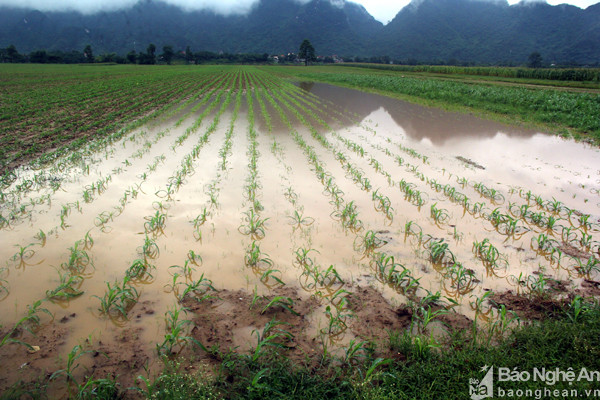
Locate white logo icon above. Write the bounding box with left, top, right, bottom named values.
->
left=470, top=365, right=494, bottom=400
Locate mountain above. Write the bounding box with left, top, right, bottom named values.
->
left=0, top=0, right=382, bottom=56
left=380, top=0, right=600, bottom=64
left=0, top=0, right=598, bottom=64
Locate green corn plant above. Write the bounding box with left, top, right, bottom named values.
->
left=469, top=291, right=494, bottom=346
left=404, top=220, right=423, bottom=242
left=49, top=344, right=91, bottom=387
left=82, top=230, right=94, bottom=250
left=144, top=210, right=167, bottom=234
left=35, top=229, right=47, bottom=246
left=238, top=209, right=269, bottom=239
left=565, top=295, right=596, bottom=322
left=139, top=235, right=159, bottom=259
left=187, top=250, right=202, bottom=265
left=487, top=304, right=520, bottom=342
left=156, top=306, right=206, bottom=356
left=94, top=276, right=139, bottom=319
left=46, top=271, right=84, bottom=300
left=354, top=230, right=385, bottom=254
left=428, top=239, right=454, bottom=265
left=190, top=208, right=209, bottom=228
left=261, top=296, right=299, bottom=315
left=250, top=319, right=293, bottom=362
left=177, top=273, right=216, bottom=302
left=444, top=262, right=477, bottom=295
left=11, top=243, right=35, bottom=263
left=413, top=304, right=449, bottom=334
left=575, top=255, right=599, bottom=275
left=126, top=259, right=155, bottom=282
left=430, top=203, right=450, bottom=224
left=244, top=241, right=273, bottom=269
left=342, top=339, right=371, bottom=365
left=62, top=241, right=91, bottom=274
left=287, top=210, right=314, bottom=226
left=260, top=269, right=285, bottom=286
left=294, top=247, right=319, bottom=268
left=473, top=238, right=505, bottom=270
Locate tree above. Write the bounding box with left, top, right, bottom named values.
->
left=83, top=45, right=93, bottom=63
left=299, top=39, right=316, bottom=66
left=528, top=52, right=543, bottom=68
left=6, top=45, right=19, bottom=63
left=126, top=50, right=137, bottom=64
left=185, top=46, right=194, bottom=64
left=161, top=45, right=174, bottom=65
left=30, top=50, right=48, bottom=64
left=146, top=43, right=156, bottom=64
left=139, top=44, right=156, bottom=65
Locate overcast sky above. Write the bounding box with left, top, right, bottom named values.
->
left=0, top=0, right=598, bottom=23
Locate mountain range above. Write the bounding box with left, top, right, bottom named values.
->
left=0, top=0, right=599, bottom=65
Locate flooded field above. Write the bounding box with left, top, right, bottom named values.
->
left=1, top=68, right=599, bottom=394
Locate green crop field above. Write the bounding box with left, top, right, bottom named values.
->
left=0, top=64, right=599, bottom=399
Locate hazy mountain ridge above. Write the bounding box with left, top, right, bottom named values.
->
left=0, top=0, right=598, bottom=64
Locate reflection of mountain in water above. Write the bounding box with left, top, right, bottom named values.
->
left=297, top=82, right=535, bottom=145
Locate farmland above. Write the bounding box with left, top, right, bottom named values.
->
left=0, top=64, right=599, bottom=398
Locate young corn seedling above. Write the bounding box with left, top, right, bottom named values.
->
left=487, top=304, right=520, bottom=342
left=61, top=241, right=91, bottom=274
left=35, top=229, right=47, bottom=246
left=156, top=306, right=206, bottom=356
left=94, top=276, right=139, bottom=319
left=323, top=300, right=354, bottom=337
left=444, top=262, right=477, bottom=295
left=287, top=210, right=314, bottom=227
left=261, top=296, right=299, bottom=315
left=333, top=201, right=363, bottom=232
left=430, top=203, right=450, bottom=224
left=244, top=241, right=273, bottom=269
left=46, top=271, right=84, bottom=300
left=238, top=209, right=269, bottom=239
left=250, top=319, right=293, bottom=362
left=126, top=259, right=155, bottom=282
left=342, top=339, right=371, bottom=365
left=404, top=220, right=423, bottom=242
left=11, top=243, right=35, bottom=263
left=144, top=210, right=167, bottom=235
left=473, top=238, right=506, bottom=270
left=190, top=208, right=209, bottom=228
left=187, top=250, right=202, bottom=265
left=575, top=255, right=599, bottom=276
left=412, top=304, right=449, bottom=335
left=49, top=344, right=91, bottom=394
left=565, top=295, right=596, bottom=322
left=260, top=269, right=285, bottom=287
left=354, top=230, right=385, bottom=255
left=427, top=239, right=454, bottom=266
left=177, top=273, right=216, bottom=302
left=293, top=247, right=318, bottom=268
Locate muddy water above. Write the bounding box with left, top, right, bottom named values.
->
left=1, top=77, right=599, bottom=393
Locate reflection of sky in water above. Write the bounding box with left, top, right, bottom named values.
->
left=299, top=82, right=600, bottom=214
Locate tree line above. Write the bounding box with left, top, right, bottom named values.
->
left=0, top=44, right=271, bottom=65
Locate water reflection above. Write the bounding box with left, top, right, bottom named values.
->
left=296, top=82, right=534, bottom=144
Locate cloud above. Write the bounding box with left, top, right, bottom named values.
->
left=0, top=0, right=269, bottom=15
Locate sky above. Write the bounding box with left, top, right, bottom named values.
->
left=0, top=0, right=598, bottom=23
